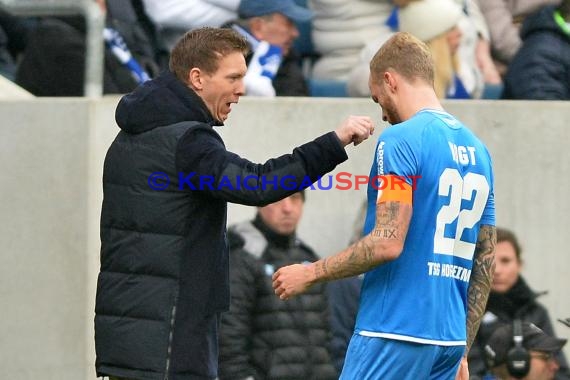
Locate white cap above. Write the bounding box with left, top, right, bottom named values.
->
left=399, top=0, right=462, bottom=42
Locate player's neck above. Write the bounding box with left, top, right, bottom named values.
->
left=398, top=86, right=443, bottom=121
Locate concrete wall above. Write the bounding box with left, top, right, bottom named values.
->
left=1, top=97, right=569, bottom=378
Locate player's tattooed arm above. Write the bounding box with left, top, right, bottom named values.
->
left=272, top=194, right=412, bottom=300
left=312, top=200, right=412, bottom=282
left=464, top=224, right=496, bottom=355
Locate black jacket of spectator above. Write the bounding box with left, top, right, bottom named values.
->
left=219, top=216, right=337, bottom=380
left=502, top=5, right=570, bottom=100
left=0, top=8, right=32, bottom=80
left=468, top=276, right=570, bottom=379
left=95, top=70, right=348, bottom=380
left=15, top=0, right=162, bottom=96
left=326, top=275, right=362, bottom=373
left=270, top=48, right=309, bottom=97
left=0, top=8, right=29, bottom=56
left=0, top=23, right=15, bottom=79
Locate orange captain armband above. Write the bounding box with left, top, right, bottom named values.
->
left=376, top=175, right=413, bottom=205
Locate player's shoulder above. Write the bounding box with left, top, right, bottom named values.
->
left=418, top=109, right=463, bottom=130
left=416, top=109, right=488, bottom=146
left=381, top=117, right=419, bottom=140
left=380, top=113, right=428, bottom=144
left=387, top=109, right=450, bottom=134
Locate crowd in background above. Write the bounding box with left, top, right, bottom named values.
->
left=0, top=0, right=569, bottom=100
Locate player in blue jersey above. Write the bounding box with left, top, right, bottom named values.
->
left=272, top=32, right=496, bottom=380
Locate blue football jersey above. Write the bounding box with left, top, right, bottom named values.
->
left=357, top=109, right=495, bottom=345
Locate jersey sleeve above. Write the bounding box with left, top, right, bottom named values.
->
left=377, top=126, right=421, bottom=185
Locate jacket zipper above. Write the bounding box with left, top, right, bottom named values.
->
left=164, top=297, right=178, bottom=380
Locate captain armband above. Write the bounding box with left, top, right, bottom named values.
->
left=376, top=175, right=413, bottom=205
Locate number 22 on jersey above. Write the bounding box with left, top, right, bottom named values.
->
left=433, top=168, right=490, bottom=260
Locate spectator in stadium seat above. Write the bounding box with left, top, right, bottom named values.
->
left=15, top=0, right=162, bottom=96
left=475, top=0, right=560, bottom=76
left=219, top=191, right=337, bottom=379
left=484, top=322, right=567, bottom=380
left=502, top=0, right=570, bottom=100
left=141, top=0, right=240, bottom=50
left=309, top=0, right=398, bottom=82
left=348, top=0, right=472, bottom=99
left=467, top=227, right=570, bottom=380
left=223, top=0, right=312, bottom=96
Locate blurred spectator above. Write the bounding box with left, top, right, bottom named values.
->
left=502, top=0, right=570, bottom=100
left=455, top=0, right=503, bottom=98
left=224, top=0, right=311, bottom=96
left=484, top=322, right=567, bottom=380
left=475, top=0, right=561, bottom=76
left=399, top=0, right=468, bottom=98
left=0, top=8, right=31, bottom=81
left=348, top=0, right=470, bottom=99
left=129, top=1, right=170, bottom=70
left=0, top=22, right=16, bottom=80
left=15, top=0, right=162, bottom=96
left=467, top=227, right=570, bottom=380
left=141, top=0, right=240, bottom=50
left=218, top=192, right=337, bottom=379
left=327, top=275, right=363, bottom=373
left=309, top=0, right=397, bottom=81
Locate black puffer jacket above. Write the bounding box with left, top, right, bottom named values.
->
left=95, top=71, right=348, bottom=380
left=502, top=5, right=570, bottom=100
left=219, top=216, right=337, bottom=380
left=468, top=276, right=570, bottom=379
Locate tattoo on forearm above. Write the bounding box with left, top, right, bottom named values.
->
left=314, top=239, right=376, bottom=281
left=314, top=258, right=328, bottom=280
left=313, top=201, right=411, bottom=282
left=465, top=225, right=496, bottom=354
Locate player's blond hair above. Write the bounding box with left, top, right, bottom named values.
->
left=369, top=32, right=434, bottom=87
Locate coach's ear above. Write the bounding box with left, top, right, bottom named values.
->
left=188, top=68, right=203, bottom=90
